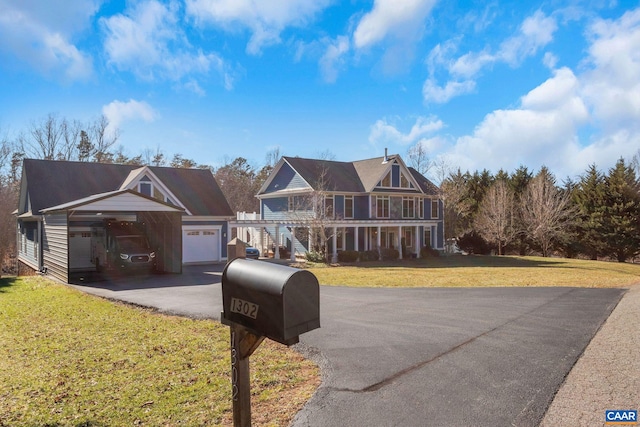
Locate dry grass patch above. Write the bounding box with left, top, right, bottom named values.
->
left=302, top=255, right=640, bottom=288
left=0, top=276, right=319, bottom=427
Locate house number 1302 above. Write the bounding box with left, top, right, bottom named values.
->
left=230, top=297, right=259, bottom=319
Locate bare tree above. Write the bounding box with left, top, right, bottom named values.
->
left=141, top=146, right=166, bottom=166
left=265, top=147, right=281, bottom=168
left=0, top=133, right=11, bottom=176
left=430, top=155, right=452, bottom=186
left=316, top=149, right=336, bottom=161
left=407, top=141, right=432, bottom=176
left=286, top=164, right=341, bottom=262
left=89, top=115, right=119, bottom=163
left=474, top=180, right=517, bottom=255
left=520, top=170, right=574, bottom=257
left=59, top=119, right=82, bottom=161
left=0, top=133, right=18, bottom=276
left=20, top=113, right=63, bottom=160
left=19, top=113, right=119, bottom=163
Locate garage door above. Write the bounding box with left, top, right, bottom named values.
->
left=69, top=228, right=94, bottom=270
left=182, top=228, right=219, bottom=263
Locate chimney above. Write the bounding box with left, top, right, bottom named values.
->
left=383, top=148, right=388, bottom=163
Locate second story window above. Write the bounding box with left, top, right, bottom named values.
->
left=376, top=196, right=390, bottom=218
left=431, top=199, right=439, bottom=219
left=418, top=197, right=424, bottom=218
left=402, top=197, right=415, bottom=218
left=325, top=195, right=334, bottom=218
left=344, top=196, right=353, bottom=218
left=288, top=196, right=295, bottom=212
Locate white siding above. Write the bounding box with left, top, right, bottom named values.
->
left=70, top=193, right=180, bottom=212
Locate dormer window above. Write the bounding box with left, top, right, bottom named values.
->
left=136, top=175, right=168, bottom=203
left=139, top=182, right=152, bottom=197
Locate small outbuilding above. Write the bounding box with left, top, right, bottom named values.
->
left=16, top=159, right=234, bottom=283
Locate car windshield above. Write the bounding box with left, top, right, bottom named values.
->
left=116, top=236, right=150, bottom=253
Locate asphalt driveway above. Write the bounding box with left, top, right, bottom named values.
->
left=69, top=264, right=625, bottom=427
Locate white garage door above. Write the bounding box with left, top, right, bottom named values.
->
left=182, top=228, right=219, bottom=263
left=69, top=228, right=94, bottom=270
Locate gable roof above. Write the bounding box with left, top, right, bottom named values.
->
left=40, top=189, right=183, bottom=213
left=20, top=159, right=233, bottom=216
left=408, top=167, right=441, bottom=195
left=261, top=155, right=440, bottom=196
left=283, top=157, right=365, bottom=192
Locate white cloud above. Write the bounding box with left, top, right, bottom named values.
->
left=319, top=36, right=350, bottom=83
left=185, top=0, right=331, bottom=55
left=437, top=8, right=640, bottom=179
left=353, top=0, right=436, bottom=49
left=521, top=67, right=582, bottom=111
left=449, top=49, right=494, bottom=79
left=582, top=8, right=640, bottom=131
left=369, top=116, right=444, bottom=147
left=423, top=10, right=558, bottom=104
left=422, top=78, right=475, bottom=104
left=497, top=10, right=557, bottom=66
left=102, top=99, right=159, bottom=136
left=444, top=67, right=589, bottom=177
left=0, top=0, right=96, bottom=80
left=102, top=0, right=235, bottom=90
left=425, top=40, right=459, bottom=75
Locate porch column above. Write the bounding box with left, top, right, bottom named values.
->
left=415, top=225, right=420, bottom=258
left=354, top=226, right=359, bottom=252
left=290, top=227, right=297, bottom=261
left=398, top=226, right=403, bottom=260
left=332, top=227, right=338, bottom=263
left=274, top=225, right=280, bottom=259
left=376, top=226, right=382, bottom=260
left=364, top=227, right=369, bottom=251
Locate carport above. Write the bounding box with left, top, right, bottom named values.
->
left=40, top=189, right=183, bottom=283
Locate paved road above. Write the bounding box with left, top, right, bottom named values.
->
left=70, top=264, right=625, bottom=427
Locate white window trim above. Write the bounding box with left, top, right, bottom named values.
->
left=376, top=195, right=390, bottom=218
left=402, top=196, right=415, bottom=219
left=431, top=199, right=439, bottom=219
left=344, top=195, right=354, bottom=219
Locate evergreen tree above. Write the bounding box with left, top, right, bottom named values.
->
left=573, top=165, right=607, bottom=259
left=602, top=159, right=640, bottom=262
left=509, top=165, right=533, bottom=255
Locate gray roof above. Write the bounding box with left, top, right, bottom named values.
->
left=284, top=157, right=365, bottom=192
left=280, top=155, right=440, bottom=196
left=40, top=189, right=184, bottom=213
left=20, top=159, right=233, bottom=216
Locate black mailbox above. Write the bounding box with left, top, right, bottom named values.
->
left=221, top=258, right=320, bottom=345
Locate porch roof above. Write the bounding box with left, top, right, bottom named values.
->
left=230, top=218, right=440, bottom=228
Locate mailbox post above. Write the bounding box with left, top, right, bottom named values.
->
left=221, top=258, right=320, bottom=427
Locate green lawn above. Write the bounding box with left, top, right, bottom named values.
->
left=3, top=256, right=639, bottom=425
left=0, top=276, right=319, bottom=427
left=303, top=255, right=640, bottom=288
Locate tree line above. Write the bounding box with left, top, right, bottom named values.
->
left=437, top=159, right=640, bottom=262
left=2, top=112, right=639, bottom=274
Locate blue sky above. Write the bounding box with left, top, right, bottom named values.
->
left=1, top=0, right=639, bottom=182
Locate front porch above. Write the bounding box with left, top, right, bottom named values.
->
left=230, top=217, right=440, bottom=263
